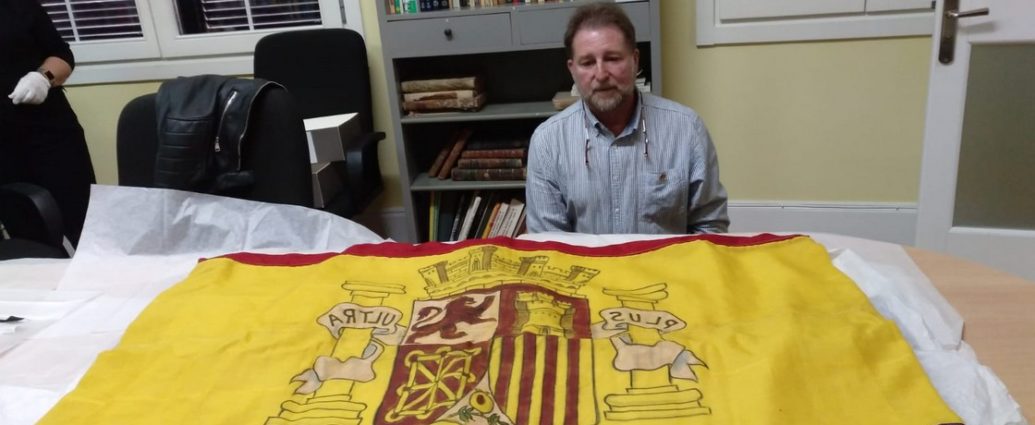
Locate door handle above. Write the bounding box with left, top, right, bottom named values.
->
left=939, top=0, right=991, bottom=64
left=947, top=7, right=989, bottom=18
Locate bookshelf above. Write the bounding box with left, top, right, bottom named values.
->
left=375, top=0, right=662, bottom=241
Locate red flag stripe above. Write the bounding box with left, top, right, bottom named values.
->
left=215, top=234, right=804, bottom=265
left=494, top=336, right=515, bottom=411
left=540, top=335, right=559, bottom=425
left=516, top=332, right=537, bottom=425
left=565, top=337, right=580, bottom=425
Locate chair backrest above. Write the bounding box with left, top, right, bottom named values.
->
left=116, top=87, right=313, bottom=207
left=253, top=28, right=374, bottom=133
left=0, top=182, right=68, bottom=259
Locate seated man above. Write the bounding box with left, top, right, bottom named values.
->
left=525, top=3, right=728, bottom=234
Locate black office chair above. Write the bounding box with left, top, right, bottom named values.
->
left=116, top=87, right=313, bottom=208
left=254, top=28, right=385, bottom=217
left=0, top=183, right=69, bottom=259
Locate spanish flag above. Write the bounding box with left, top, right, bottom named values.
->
left=40, top=235, right=962, bottom=424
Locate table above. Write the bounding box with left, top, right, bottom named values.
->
left=908, top=247, right=1035, bottom=422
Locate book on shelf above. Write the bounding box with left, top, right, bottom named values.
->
left=459, top=148, right=526, bottom=159
left=486, top=201, right=511, bottom=238
left=456, top=158, right=523, bottom=169
left=447, top=192, right=470, bottom=241
left=491, top=198, right=524, bottom=238
left=401, top=76, right=483, bottom=93
left=636, top=76, right=651, bottom=93
left=435, top=192, right=461, bottom=242
left=552, top=91, right=579, bottom=110
left=513, top=208, right=527, bottom=236
left=403, top=93, right=487, bottom=113
left=427, top=192, right=440, bottom=241
left=437, top=128, right=474, bottom=179
left=480, top=201, right=503, bottom=238
left=403, top=89, right=478, bottom=102
left=426, top=143, right=451, bottom=177
left=451, top=168, right=526, bottom=181
left=471, top=192, right=498, bottom=239
left=456, top=192, right=482, bottom=241
left=466, top=138, right=528, bottom=151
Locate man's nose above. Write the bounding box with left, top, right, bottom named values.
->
left=593, top=61, right=609, bottom=80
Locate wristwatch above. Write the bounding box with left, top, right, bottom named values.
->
left=37, top=68, right=55, bottom=82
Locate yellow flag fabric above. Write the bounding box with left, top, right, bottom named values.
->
left=40, top=235, right=963, bottom=425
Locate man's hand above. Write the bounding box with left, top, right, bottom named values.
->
left=8, top=71, right=51, bottom=105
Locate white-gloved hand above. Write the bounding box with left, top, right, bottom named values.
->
left=8, top=71, right=51, bottom=105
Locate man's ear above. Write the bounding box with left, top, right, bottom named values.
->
left=633, top=48, right=640, bottom=69
left=566, top=58, right=576, bottom=76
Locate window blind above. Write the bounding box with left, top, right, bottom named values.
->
left=39, top=0, right=144, bottom=42
left=197, top=0, right=321, bottom=33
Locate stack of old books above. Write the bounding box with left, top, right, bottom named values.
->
left=427, top=130, right=527, bottom=181
left=401, top=76, right=487, bottom=113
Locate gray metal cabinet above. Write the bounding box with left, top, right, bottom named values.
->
left=376, top=0, right=662, bottom=242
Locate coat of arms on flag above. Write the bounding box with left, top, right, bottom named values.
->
left=376, top=246, right=599, bottom=425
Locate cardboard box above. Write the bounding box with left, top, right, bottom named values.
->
left=303, top=113, right=360, bottom=164
left=310, top=162, right=344, bottom=208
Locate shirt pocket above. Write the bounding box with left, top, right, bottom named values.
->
left=639, top=170, right=688, bottom=233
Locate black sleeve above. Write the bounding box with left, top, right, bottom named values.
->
left=28, top=0, right=76, bottom=70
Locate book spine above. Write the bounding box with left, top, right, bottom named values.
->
left=401, top=76, right=481, bottom=93
left=428, top=192, right=439, bottom=241
left=402, top=90, right=477, bottom=102
left=437, top=128, right=474, bottom=179
left=496, top=201, right=521, bottom=237
left=426, top=144, right=451, bottom=176
left=450, top=168, right=527, bottom=181
left=465, top=139, right=528, bottom=150
left=480, top=202, right=502, bottom=238
left=402, top=93, right=486, bottom=113
left=457, top=195, right=481, bottom=241
left=448, top=193, right=469, bottom=241
left=487, top=202, right=511, bottom=238
left=459, top=148, right=526, bottom=159
left=456, top=158, right=523, bottom=169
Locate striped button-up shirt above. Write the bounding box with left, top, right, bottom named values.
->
left=525, top=92, right=729, bottom=234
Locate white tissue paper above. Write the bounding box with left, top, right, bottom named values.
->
left=0, top=185, right=387, bottom=425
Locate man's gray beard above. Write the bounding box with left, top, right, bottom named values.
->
left=584, top=88, right=629, bottom=113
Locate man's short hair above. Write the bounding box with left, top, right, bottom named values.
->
left=564, top=2, right=637, bottom=59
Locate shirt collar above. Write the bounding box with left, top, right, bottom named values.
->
left=583, top=90, right=643, bottom=140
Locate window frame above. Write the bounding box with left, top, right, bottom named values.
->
left=65, top=0, right=366, bottom=85
left=46, top=0, right=161, bottom=63
left=147, top=0, right=347, bottom=58
left=696, top=0, right=934, bottom=46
